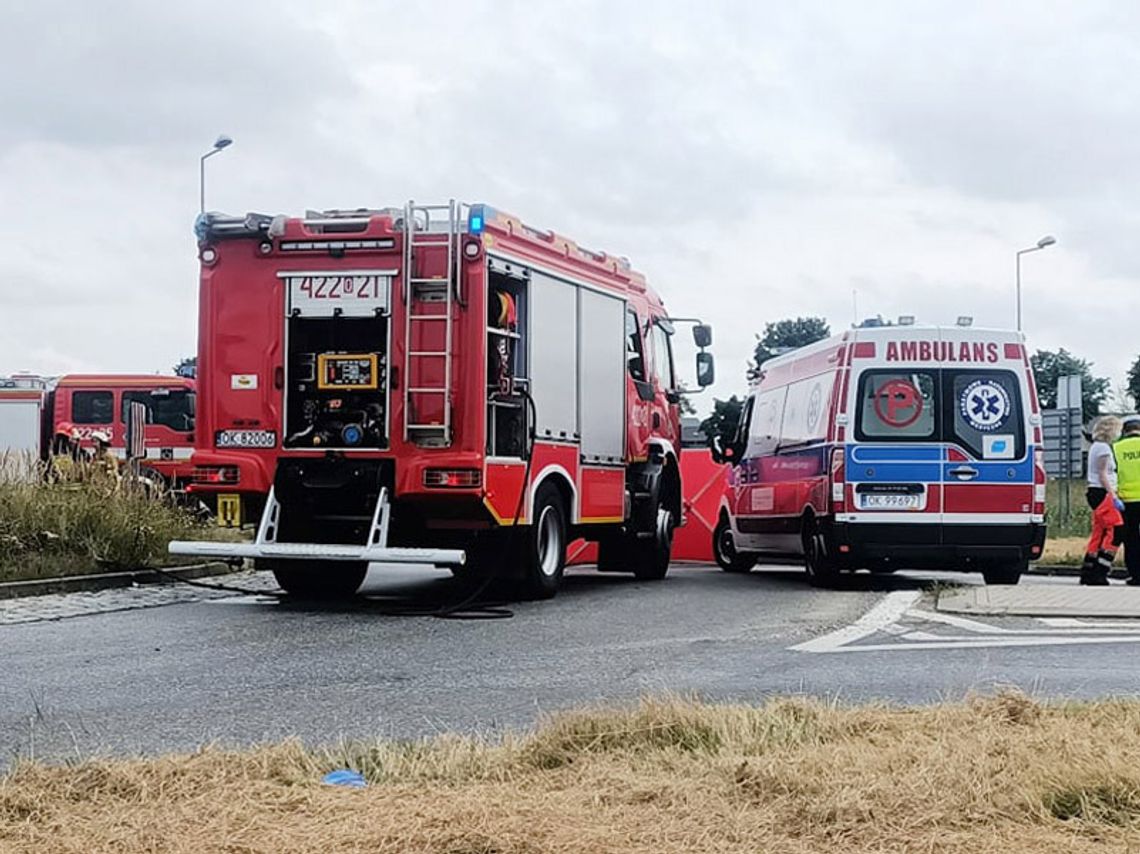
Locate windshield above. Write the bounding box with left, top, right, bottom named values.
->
left=122, top=389, right=195, bottom=433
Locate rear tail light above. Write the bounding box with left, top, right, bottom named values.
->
left=1033, top=448, right=1047, bottom=519
left=423, top=468, right=482, bottom=489
left=830, top=447, right=846, bottom=513
left=187, top=466, right=240, bottom=485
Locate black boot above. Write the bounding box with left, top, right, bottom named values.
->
left=1080, top=554, right=1103, bottom=585
left=1095, top=550, right=1117, bottom=584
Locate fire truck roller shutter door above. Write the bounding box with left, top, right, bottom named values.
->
left=528, top=272, right=579, bottom=443
left=578, top=288, right=626, bottom=465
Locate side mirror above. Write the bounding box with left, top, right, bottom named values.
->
left=692, top=324, right=713, bottom=349
left=710, top=434, right=738, bottom=466
left=696, top=351, right=715, bottom=387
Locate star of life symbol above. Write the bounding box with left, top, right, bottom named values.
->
left=806, top=384, right=823, bottom=432
left=960, top=380, right=1010, bottom=432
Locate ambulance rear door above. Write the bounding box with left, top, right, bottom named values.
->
left=849, top=358, right=943, bottom=527
left=940, top=333, right=1033, bottom=532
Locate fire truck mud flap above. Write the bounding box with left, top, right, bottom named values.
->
left=167, top=540, right=467, bottom=566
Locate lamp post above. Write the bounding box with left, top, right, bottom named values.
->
left=1015, top=235, right=1056, bottom=331
left=199, top=135, right=234, bottom=215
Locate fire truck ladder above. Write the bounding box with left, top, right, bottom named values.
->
left=402, top=200, right=461, bottom=447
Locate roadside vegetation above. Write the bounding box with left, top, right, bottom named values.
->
left=3, top=693, right=1140, bottom=852
left=0, top=453, right=221, bottom=582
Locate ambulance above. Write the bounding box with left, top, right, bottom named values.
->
left=712, top=323, right=1046, bottom=585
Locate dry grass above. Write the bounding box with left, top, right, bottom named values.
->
left=4, top=693, right=1140, bottom=852
left=1041, top=535, right=1094, bottom=566
left=0, top=454, right=222, bottom=581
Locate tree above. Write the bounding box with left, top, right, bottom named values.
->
left=1128, top=355, right=1140, bottom=410
left=699, top=395, right=745, bottom=449
left=749, top=317, right=830, bottom=380
left=1029, top=348, right=1110, bottom=422
left=173, top=356, right=197, bottom=379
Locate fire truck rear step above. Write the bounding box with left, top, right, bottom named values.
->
left=169, top=486, right=467, bottom=567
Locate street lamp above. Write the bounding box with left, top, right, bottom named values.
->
left=1015, top=234, right=1056, bottom=331
left=199, top=134, right=234, bottom=215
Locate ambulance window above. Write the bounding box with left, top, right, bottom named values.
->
left=856, top=371, right=937, bottom=441
left=779, top=374, right=835, bottom=448
left=947, top=370, right=1024, bottom=460
left=625, top=309, right=647, bottom=382
left=648, top=322, right=675, bottom=389
left=748, top=387, right=787, bottom=457
left=72, top=391, right=113, bottom=425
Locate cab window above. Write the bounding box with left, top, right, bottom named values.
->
left=625, top=309, right=647, bottom=382
left=71, top=390, right=114, bottom=424
left=122, top=389, right=196, bottom=433
left=648, top=321, right=675, bottom=389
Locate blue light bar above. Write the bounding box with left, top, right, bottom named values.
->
left=468, top=204, right=487, bottom=235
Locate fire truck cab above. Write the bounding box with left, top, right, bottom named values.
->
left=172, top=202, right=714, bottom=598
left=0, top=374, right=196, bottom=485
left=712, top=324, right=1046, bottom=586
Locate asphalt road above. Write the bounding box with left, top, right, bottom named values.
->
left=2, top=562, right=1138, bottom=763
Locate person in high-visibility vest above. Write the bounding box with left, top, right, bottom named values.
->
left=1113, top=416, right=1140, bottom=585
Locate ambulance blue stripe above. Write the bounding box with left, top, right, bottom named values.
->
left=845, top=444, right=1034, bottom=483
left=850, top=446, right=942, bottom=463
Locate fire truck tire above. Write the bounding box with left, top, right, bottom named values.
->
left=802, top=516, right=841, bottom=588
left=260, top=559, right=367, bottom=598
left=981, top=560, right=1025, bottom=586
left=713, top=516, right=754, bottom=573
left=631, top=503, right=675, bottom=580
left=515, top=484, right=567, bottom=600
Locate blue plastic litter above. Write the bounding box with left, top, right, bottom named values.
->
left=322, top=769, right=367, bottom=788
left=1116, top=497, right=1127, bottom=512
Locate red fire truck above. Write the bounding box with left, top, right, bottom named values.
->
left=171, top=202, right=714, bottom=598
left=0, top=374, right=196, bottom=484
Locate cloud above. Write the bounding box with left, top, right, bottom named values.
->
left=0, top=0, right=1137, bottom=407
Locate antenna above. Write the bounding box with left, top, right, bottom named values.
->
left=852, top=289, right=859, bottom=327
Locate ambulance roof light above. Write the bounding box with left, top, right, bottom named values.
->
left=956, top=315, right=974, bottom=327
left=898, top=315, right=915, bottom=326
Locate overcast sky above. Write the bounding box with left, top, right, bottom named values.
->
left=2, top=0, right=1137, bottom=410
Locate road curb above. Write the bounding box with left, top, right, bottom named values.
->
left=0, top=562, right=239, bottom=600
left=1029, top=564, right=1129, bottom=580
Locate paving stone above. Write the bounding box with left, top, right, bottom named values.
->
left=939, top=585, right=1140, bottom=619
left=0, top=571, right=278, bottom=625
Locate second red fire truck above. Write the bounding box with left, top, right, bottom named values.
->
left=0, top=373, right=196, bottom=485
left=172, top=202, right=714, bottom=598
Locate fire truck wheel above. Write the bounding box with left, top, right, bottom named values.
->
left=260, top=560, right=367, bottom=598
left=631, top=505, right=675, bottom=580
left=516, top=484, right=567, bottom=600
left=981, top=560, right=1026, bottom=586
left=713, top=516, right=754, bottom=573
left=802, top=517, right=841, bottom=588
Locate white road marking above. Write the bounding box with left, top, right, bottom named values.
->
left=793, top=593, right=1140, bottom=653
left=905, top=608, right=1015, bottom=634
left=790, top=591, right=921, bottom=653
left=1038, top=618, right=1140, bottom=629
left=828, top=635, right=1140, bottom=653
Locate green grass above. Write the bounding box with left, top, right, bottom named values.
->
left=1046, top=478, right=1091, bottom=538
left=0, top=457, right=224, bottom=583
